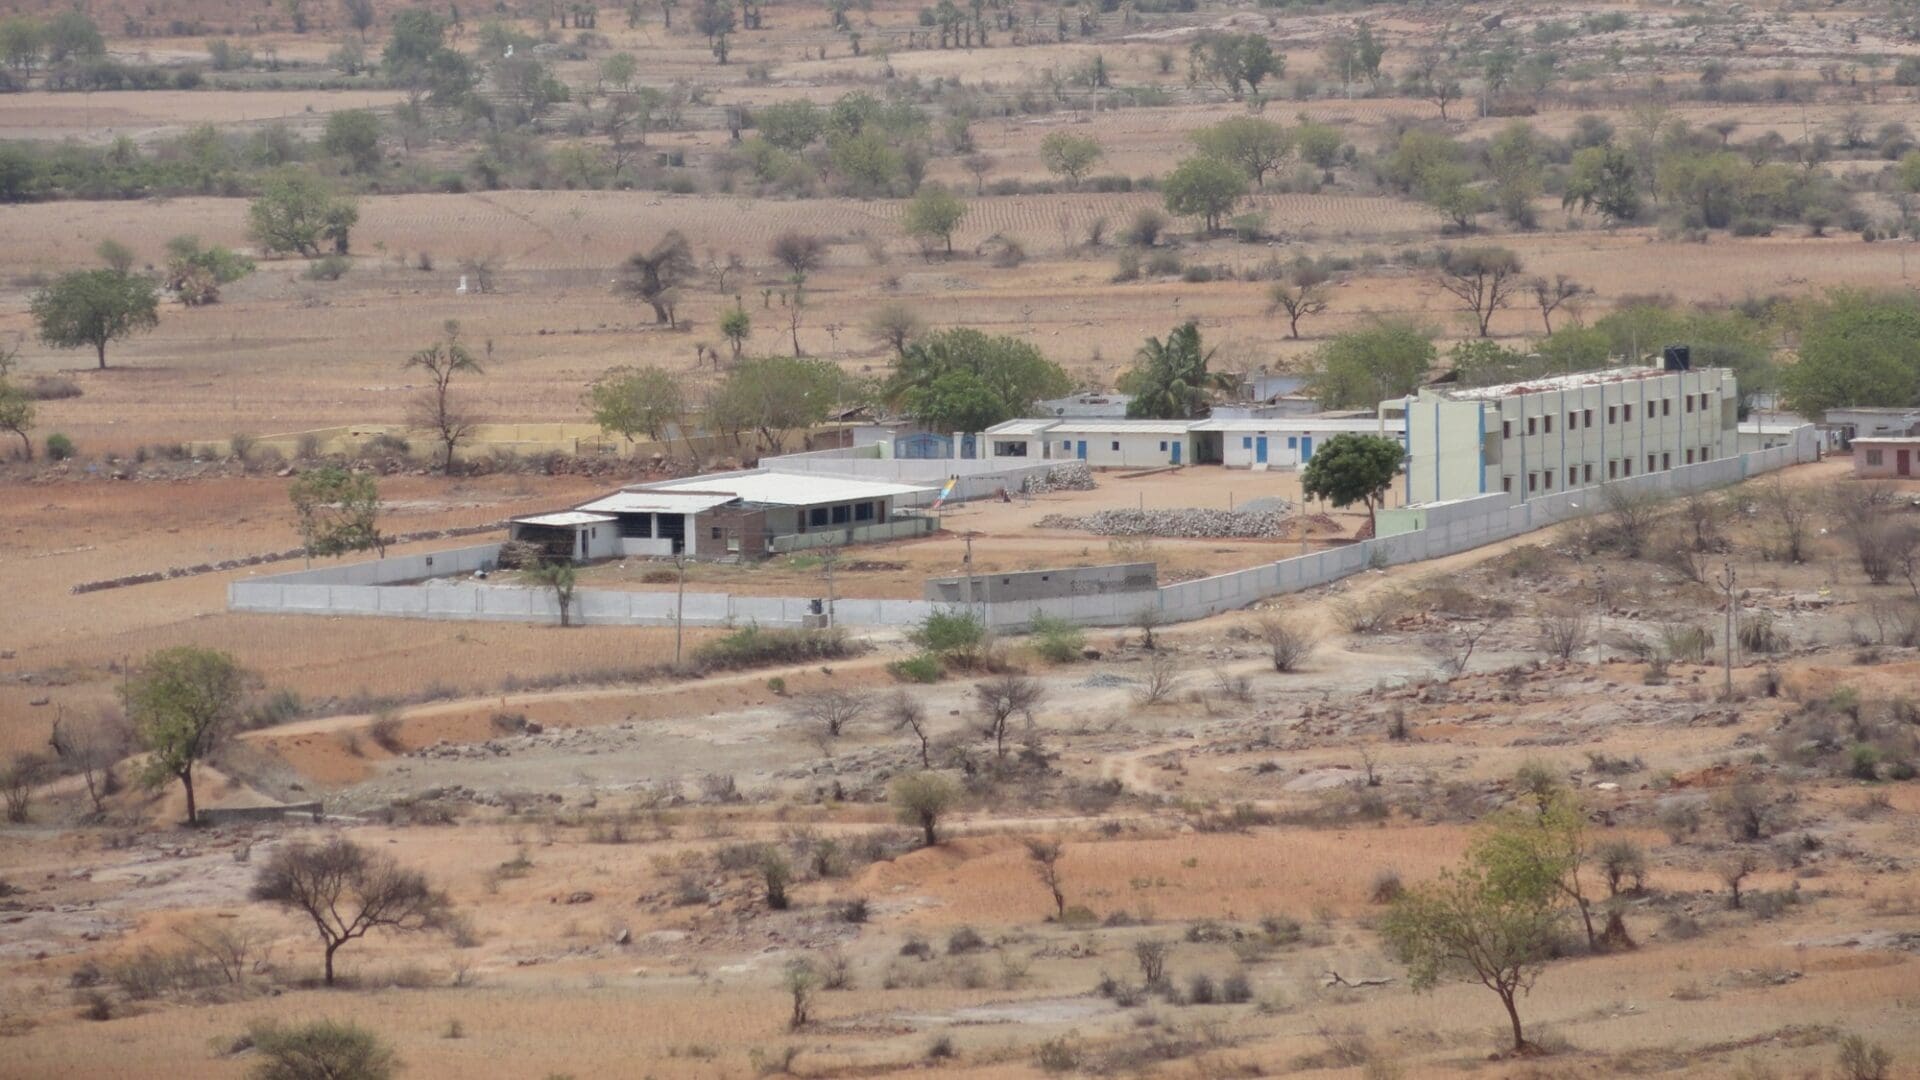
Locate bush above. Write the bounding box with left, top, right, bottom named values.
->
left=1221, top=970, right=1253, bottom=1003
left=243, top=1019, right=398, bottom=1080
left=1029, top=615, right=1086, bottom=663
left=693, top=624, right=864, bottom=671
left=303, top=255, right=352, bottom=281
left=45, top=433, right=75, bottom=460
left=1838, top=1033, right=1894, bottom=1080
left=946, top=926, right=987, bottom=954
left=909, top=610, right=988, bottom=665
left=1186, top=972, right=1217, bottom=1004
left=887, top=652, right=943, bottom=683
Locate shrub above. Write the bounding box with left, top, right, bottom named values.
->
left=1369, top=868, right=1403, bottom=904
left=887, top=652, right=942, bottom=683
left=909, top=610, right=988, bottom=666
left=1838, top=1034, right=1894, bottom=1080
left=694, top=625, right=864, bottom=671
left=243, top=1019, right=397, bottom=1080
left=946, top=926, right=987, bottom=954
left=1221, top=970, right=1253, bottom=1003
left=1186, top=972, right=1217, bottom=1004
left=1256, top=614, right=1316, bottom=671
left=45, top=433, right=75, bottom=460
left=303, top=255, right=352, bottom=281
left=1029, top=615, right=1086, bottom=663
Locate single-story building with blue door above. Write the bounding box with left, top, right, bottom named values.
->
left=984, top=418, right=1207, bottom=468
left=1190, top=417, right=1405, bottom=469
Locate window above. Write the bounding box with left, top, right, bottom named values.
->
left=1528, top=472, right=1537, bottom=492
left=1502, top=420, right=1512, bottom=439
left=1545, top=415, right=1555, bottom=434
left=831, top=505, right=851, bottom=524
left=1662, top=398, right=1672, bottom=417
left=1568, top=467, right=1578, bottom=486
left=1647, top=454, right=1656, bottom=473
left=1623, top=459, right=1632, bottom=476
left=1159, top=441, right=1168, bottom=451
left=1686, top=449, right=1695, bottom=464
left=1700, top=393, right=1710, bottom=409
left=1568, top=411, right=1579, bottom=429
left=1527, top=416, right=1537, bottom=436
left=1502, top=475, right=1513, bottom=493
left=1702, top=445, right=1712, bottom=461
left=854, top=502, right=874, bottom=522
left=809, top=507, right=829, bottom=527
left=1608, top=405, right=1618, bottom=424
left=1061, top=440, right=1071, bottom=450
left=1584, top=408, right=1594, bottom=426
left=1583, top=464, right=1593, bottom=482
left=1288, top=437, right=1298, bottom=449
left=710, top=526, right=724, bottom=540
left=1685, top=395, right=1695, bottom=413
left=1608, top=460, right=1618, bottom=479
left=1866, top=449, right=1885, bottom=466
left=1543, top=471, right=1553, bottom=490
left=1111, top=441, right=1120, bottom=451
left=1241, top=436, right=1252, bottom=449
left=1623, top=404, right=1634, bottom=421
left=1661, top=452, right=1670, bottom=470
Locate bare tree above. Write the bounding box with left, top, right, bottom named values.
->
left=2, top=752, right=47, bottom=823
left=251, top=835, right=452, bottom=985
left=615, top=231, right=697, bottom=326
left=886, top=689, right=933, bottom=768
left=770, top=232, right=827, bottom=284
left=1256, top=614, right=1317, bottom=671
left=1529, top=274, right=1586, bottom=335
left=1720, top=851, right=1759, bottom=910
left=404, top=320, right=483, bottom=472
left=793, top=687, right=871, bottom=743
left=1267, top=266, right=1331, bottom=339
left=1436, top=247, right=1525, bottom=338
left=1135, top=652, right=1183, bottom=705
left=49, top=710, right=131, bottom=816
left=1427, top=618, right=1499, bottom=679
left=1536, top=609, right=1590, bottom=662
left=1131, top=605, right=1164, bottom=650
left=974, top=673, right=1044, bottom=760
left=174, top=918, right=270, bottom=985
left=1833, top=483, right=1916, bottom=585
left=864, top=302, right=924, bottom=358
left=1600, top=483, right=1664, bottom=560
left=1025, top=838, right=1067, bottom=918
left=1762, top=479, right=1811, bottom=563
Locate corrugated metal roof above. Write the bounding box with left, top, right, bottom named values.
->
left=513, top=511, right=617, bottom=527
left=1190, top=418, right=1403, bottom=432
left=577, top=491, right=739, bottom=515
left=636, top=471, right=933, bottom=506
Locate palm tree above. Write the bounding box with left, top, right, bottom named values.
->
left=1122, top=322, right=1236, bottom=419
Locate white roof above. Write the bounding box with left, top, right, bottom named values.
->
left=984, top=419, right=1061, bottom=436
left=1439, top=366, right=1716, bottom=401
left=635, top=471, right=932, bottom=506
left=1032, top=419, right=1198, bottom=436
left=1191, top=418, right=1403, bottom=433
left=578, top=491, right=739, bottom=515
left=513, top=511, right=617, bottom=527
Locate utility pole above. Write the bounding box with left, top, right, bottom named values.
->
left=1592, top=566, right=1607, bottom=666
left=821, top=539, right=839, bottom=629
left=962, top=532, right=976, bottom=620
left=673, top=553, right=687, bottom=667
left=1718, top=560, right=1736, bottom=699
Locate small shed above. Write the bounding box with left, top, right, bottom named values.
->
left=1852, top=437, right=1920, bottom=478
left=508, top=511, right=619, bottom=562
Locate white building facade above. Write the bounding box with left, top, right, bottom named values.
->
left=1387, top=366, right=1740, bottom=505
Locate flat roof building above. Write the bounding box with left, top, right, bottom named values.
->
left=1386, top=365, right=1740, bottom=505
left=981, top=415, right=1404, bottom=470
left=1852, top=436, right=1920, bottom=479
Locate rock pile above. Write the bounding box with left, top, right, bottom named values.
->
left=1022, top=462, right=1096, bottom=494
left=1034, top=505, right=1291, bottom=539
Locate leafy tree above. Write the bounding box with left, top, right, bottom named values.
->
left=382, top=8, right=447, bottom=78
left=615, top=231, right=697, bottom=326
left=1309, top=319, right=1435, bottom=409
left=0, top=377, right=33, bottom=459
left=1192, top=116, right=1289, bottom=187
left=770, top=231, right=826, bottom=282
left=248, top=168, right=358, bottom=257
left=289, top=467, right=385, bottom=560
left=96, top=238, right=135, bottom=273
left=719, top=305, right=752, bottom=360
left=527, top=560, right=578, bottom=626
left=322, top=109, right=382, bottom=173
left=1562, top=144, right=1640, bottom=224
left=1658, top=151, right=1746, bottom=229
left=30, top=269, right=159, bottom=369
left=1120, top=321, right=1234, bottom=419
left=252, top=836, right=452, bottom=985
left=1781, top=289, right=1920, bottom=415
left=164, top=235, right=255, bottom=306
left=1384, top=129, right=1460, bottom=195
left=1027, top=838, right=1068, bottom=918
left=341, top=0, right=377, bottom=38
left=1038, top=132, right=1103, bottom=189
left=1436, top=246, right=1526, bottom=337
left=1188, top=32, right=1279, bottom=99
left=1534, top=325, right=1610, bottom=373
left=1267, top=264, right=1331, bottom=339
left=903, top=185, right=967, bottom=256
left=755, top=99, right=824, bottom=150
left=1486, top=121, right=1544, bottom=228
left=709, top=355, right=850, bottom=452
left=124, top=647, right=245, bottom=825
left=865, top=302, right=925, bottom=358
left=1300, top=433, right=1403, bottom=532
left=404, top=320, right=482, bottom=471
left=1162, top=155, right=1248, bottom=233
left=1479, top=777, right=1603, bottom=950
left=587, top=365, right=684, bottom=444
left=1292, top=120, right=1343, bottom=169
left=0, top=16, right=46, bottom=73
left=1592, top=301, right=1773, bottom=399
left=44, top=10, right=103, bottom=63
left=885, top=327, right=1070, bottom=430
left=892, top=771, right=960, bottom=846
left=1380, top=815, right=1567, bottom=1053
left=1323, top=22, right=1385, bottom=89
left=827, top=130, right=901, bottom=195
left=245, top=1019, right=397, bottom=1080
left=1447, top=339, right=1554, bottom=388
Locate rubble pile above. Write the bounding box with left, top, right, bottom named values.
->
left=1034, top=505, right=1292, bottom=539
left=1021, top=462, right=1096, bottom=493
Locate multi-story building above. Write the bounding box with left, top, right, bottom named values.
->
left=1385, top=364, right=1740, bottom=505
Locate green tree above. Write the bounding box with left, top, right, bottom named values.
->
left=827, top=130, right=901, bottom=195
left=1299, top=433, right=1404, bottom=532
left=404, top=321, right=483, bottom=471
left=1162, top=155, right=1248, bottom=233
left=1533, top=325, right=1610, bottom=373
left=614, top=231, right=697, bottom=326
left=251, top=836, right=452, bottom=986
left=322, top=109, right=382, bottom=173
left=720, top=305, right=752, bottom=360
left=756, top=99, right=825, bottom=151
left=1659, top=151, right=1746, bottom=229
left=527, top=560, right=578, bottom=626
left=1478, top=777, right=1603, bottom=950
left=248, top=168, right=358, bottom=258
left=891, top=771, right=961, bottom=846
left=1486, top=121, right=1544, bottom=228
left=1562, top=144, right=1640, bottom=224
left=289, top=467, right=385, bottom=561
left=44, top=10, right=103, bottom=63
left=1781, top=289, right=1920, bottom=415
left=1292, top=120, right=1343, bottom=169
left=587, top=365, right=685, bottom=444
left=599, top=50, right=637, bottom=89
left=1379, top=814, right=1568, bottom=1053
left=1266, top=264, right=1332, bottom=339
left=709, top=355, right=851, bottom=452
left=1447, top=338, right=1543, bottom=387
left=1308, top=319, right=1436, bottom=409
left=124, top=647, right=245, bottom=826
left=244, top=1020, right=397, bottom=1080
left=1191, top=115, right=1289, bottom=187
left=1188, top=32, right=1279, bottom=98
left=0, top=16, right=46, bottom=73
left=885, top=327, right=1071, bottom=430
left=0, top=377, right=34, bottom=460
left=30, top=269, right=160, bottom=369
left=1038, top=131, right=1103, bottom=189
left=1120, top=321, right=1234, bottom=419
left=382, top=7, right=446, bottom=76
left=903, top=185, right=967, bottom=256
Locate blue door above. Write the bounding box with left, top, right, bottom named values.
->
left=1075, top=440, right=1087, bottom=460
left=1300, top=436, right=1313, bottom=460
left=1255, top=436, right=1268, bottom=464
left=1170, top=441, right=1182, bottom=464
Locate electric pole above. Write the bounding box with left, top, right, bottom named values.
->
left=1718, top=560, right=1736, bottom=699
left=673, top=553, right=687, bottom=668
